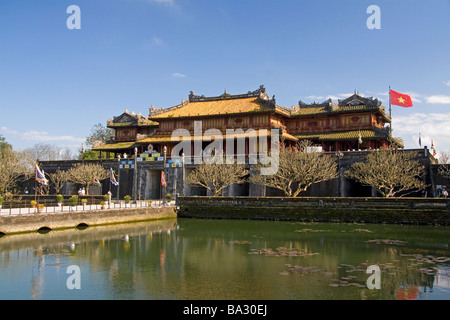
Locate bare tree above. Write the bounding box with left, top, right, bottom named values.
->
left=60, top=148, right=75, bottom=160
left=0, top=147, right=34, bottom=196
left=49, top=169, right=69, bottom=194
left=85, top=123, right=114, bottom=148
left=186, top=159, right=249, bottom=196
left=24, top=143, right=75, bottom=161
left=66, top=163, right=109, bottom=195
left=24, top=143, right=60, bottom=161
left=438, top=151, right=450, bottom=164
left=250, top=141, right=338, bottom=197
left=438, top=165, right=450, bottom=179
left=34, top=181, right=50, bottom=196
left=345, top=150, right=427, bottom=197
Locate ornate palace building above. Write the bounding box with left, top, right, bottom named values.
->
left=94, top=85, right=402, bottom=159
left=288, top=92, right=402, bottom=151
left=37, top=85, right=441, bottom=200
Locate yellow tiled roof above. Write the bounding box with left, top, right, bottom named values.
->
left=293, top=129, right=404, bottom=147
left=107, top=121, right=159, bottom=127
left=93, top=141, right=139, bottom=151
left=294, top=129, right=389, bottom=141
left=137, top=130, right=298, bottom=144
left=291, top=105, right=390, bottom=119
left=150, top=97, right=287, bottom=119
left=292, top=106, right=328, bottom=115
left=280, top=132, right=299, bottom=141
left=137, top=134, right=174, bottom=144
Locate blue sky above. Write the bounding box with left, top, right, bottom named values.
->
left=1, top=0, right=449, bottom=158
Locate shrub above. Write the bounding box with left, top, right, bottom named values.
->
left=69, top=195, right=78, bottom=206
left=56, top=194, right=64, bottom=203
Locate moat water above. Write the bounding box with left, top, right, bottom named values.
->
left=0, top=218, right=449, bottom=300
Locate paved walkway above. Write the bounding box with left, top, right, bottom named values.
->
left=0, top=200, right=175, bottom=216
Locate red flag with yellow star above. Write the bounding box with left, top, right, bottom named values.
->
left=390, top=89, right=413, bottom=107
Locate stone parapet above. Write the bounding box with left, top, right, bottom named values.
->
left=177, top=196, right=450, bottom=225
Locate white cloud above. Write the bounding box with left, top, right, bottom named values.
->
left=305, top=95, right=324, bottom=101
left=172, top=72, right=186, bottom=78
left=146, top=0, right=174, bottom=6
left=444, top=80, right=450, bottom=87
left=392, top=113, right=450, bottom=151
left=1, top=126, right=19, bottom=135
left=305, top=93, right=353, bottom=102
left=142, top=36, right=165, bottom=49
left=1, top=127, right=84, bottom=144
left=152, top=36, right=165, bottom=47
left=326, top=96, right=341, bottom=101
left=425, top=95, right=450, bottom=104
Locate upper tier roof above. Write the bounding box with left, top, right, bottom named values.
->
left=290, top=93, right=390, bottom=122
left=149, top=85, right=290, bottom=119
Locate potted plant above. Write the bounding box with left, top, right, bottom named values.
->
left=147, top=199, right=153, bottom=207
left=100, top=201, right=106, bottom=209
left=0, top=196, right=3, bottom=209
left=69, top=195, right=78, bottom=211
left=56, top=194, right=63, bottom=207
left=81, top=198, right=87, bottom=208
left=165, top=193, right=172, bottom=204
left=37, top=204, right=45, bottom=213
left=124, top=195, right=131, bottom=207
left=30, top=200, right=37, bottom=208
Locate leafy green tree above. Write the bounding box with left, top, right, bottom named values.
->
left=79, top=150, right=102, bottom=160
left=0, top=134, right=12, bottom=153
left=85, top=123, right=114, bottom=148
left=79, top=123, right=114, bottom=160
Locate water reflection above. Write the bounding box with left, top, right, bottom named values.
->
left=0, top=219, right=449, bottom=300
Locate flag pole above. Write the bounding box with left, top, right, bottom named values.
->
left=34, top=163, right=37, bottom=204
left=389, top=85, right=392, bottom=136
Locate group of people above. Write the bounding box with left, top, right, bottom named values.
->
left=422, top=187, right=448, bottom=198
left=78, top=187, right=86, bottom=196
left=435, top=188, right=449, bottom=198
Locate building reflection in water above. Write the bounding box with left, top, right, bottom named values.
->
left=0, top=219, right=449, bottom=300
